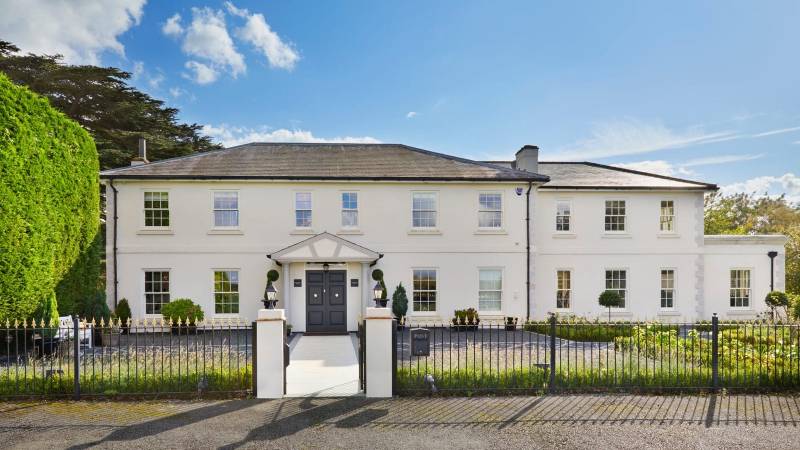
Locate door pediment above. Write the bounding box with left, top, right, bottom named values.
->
left=268, top=232, right=380, bottom=263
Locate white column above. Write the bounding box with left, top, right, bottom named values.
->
left=282, top=263, right=291, bottom=324
left=361, top=262, right=371, bottom=316
left=256, top=308, right=285, bottom=399
left=365, top=307, right=393, bottom=398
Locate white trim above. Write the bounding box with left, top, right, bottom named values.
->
left=210, top=189, right=240, bottom=231
left=658, top=198, right=677, bottom=234
left=555, top=268, right=572, bottom=312
left=293, top=190, right=314, bottom=231
left=340, top=190, right=360, bottom=230
left=603, top=198, right=627, bottom=234
left=477, top=266, right=504, bottom=313
left=410, top=267, right=438, bottom=314
left=659, top=267, right=677, bottom=311
left=410, top=191, right=439, bottom=230
left=140, top=188, right=172, bottom=232
left=604, top=267, right=629, bottom=310
left=212, top=268, right=241, bottom=317
left=728, top=267, right=753, bottom=310
left=554, top=198, right=573, bottom=234
left=141, top=268, right=171, bottom=317
left=477, top=191, right=504, bottom=231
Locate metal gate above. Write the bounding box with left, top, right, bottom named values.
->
left=357, top=321, right=366, bottom=392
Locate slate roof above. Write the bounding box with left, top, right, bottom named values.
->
left=100, top=143, right=548, bottom=182
left=483, top=161, right=717, bottom=191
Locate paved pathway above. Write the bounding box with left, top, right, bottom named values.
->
left=1, top=395, right=799, bottom=449
left=285, top=334, right=360, bottom=397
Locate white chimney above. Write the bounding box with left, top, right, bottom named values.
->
left=131, top=138, right=149, bottom=166
left=514, top=145, right=539, bottom=173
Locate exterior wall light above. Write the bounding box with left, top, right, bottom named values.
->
left=374, top=281, right=387, bottom=307
left=262, top=283, right=278, bottom=309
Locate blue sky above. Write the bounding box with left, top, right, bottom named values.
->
left=3, top=0, right=800, bottom=200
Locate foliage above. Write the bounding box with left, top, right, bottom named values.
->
left=598, top=290, right=621, bottom=308
left=115, top=298, right=132, bottom=324
left=267, top=269, right=280, bottom=283
left=0, top=72, right=99, bottom=322
left=55, top=230, right=103, bottom=316
left=161, top=299, right=205, bottom=325
left=705, top=192, right=800, bottom=295
left=765, top=291, right=790, bottom=317
left=82, top=291, right=111, bottom=322
left=392, top=283, right=408, bottom=321
left=0, top=41, right=219, bottom=170
left=452, top=308, right=479, bottom=325
left=522, top=318, right=642, bottom=342
left=371, top=269, right=387, bottom=299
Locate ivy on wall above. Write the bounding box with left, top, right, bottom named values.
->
left=0, top=72, right=99, bottom=321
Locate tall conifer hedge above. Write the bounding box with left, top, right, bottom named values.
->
left=0, top=72, right=99, bottom=321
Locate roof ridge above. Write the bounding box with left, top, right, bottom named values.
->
left=100, top=145, right=237, bottom=174
left=579, top=161, right=717, bottom=189
left=398, top=144, right=549, bottom=181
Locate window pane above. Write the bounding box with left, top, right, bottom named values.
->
left=556, top=201, right=571, bottom=231
left=144, top=191, right=169, bottom=227
left=144, top=271, right=170, bottom=315
left=214, top=270, right=240, bottom=314
left=342, top=210, right=358, bottom=227
left=556, top=270, right=571, bottom=309
left=295, top=192, right=312, bottom=210
left=413, top=269, right=437, bottom=311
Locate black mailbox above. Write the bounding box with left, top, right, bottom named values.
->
left=410, top=328, right=431, bottom=357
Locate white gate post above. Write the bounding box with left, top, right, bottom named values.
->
left=256, top=308, right=285, bottom=399
left=365, top=307, right=393, bottom=398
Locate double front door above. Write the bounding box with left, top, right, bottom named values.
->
left=306, top=270, right=347, bottom=333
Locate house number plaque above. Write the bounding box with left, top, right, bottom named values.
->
left=410, top=328, right=431, bottom=357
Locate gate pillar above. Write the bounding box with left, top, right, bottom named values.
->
left=255, top=308, right=286, bottom=399
left=365, top=307, right=393, bottom=398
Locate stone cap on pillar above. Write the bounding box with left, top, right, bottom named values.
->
left=365, top=307, right=393, bottom=319
left=257, top=308, right=286, bottom=321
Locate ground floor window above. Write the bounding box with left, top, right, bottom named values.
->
left=729, top=269, right=750, bottom=308
left=605, top=269, right=627, bottom=308
left=214, top=270, right=240, bottom=314
left=478, top=269, right=502, bottom=311
left=660, top=269, right=675, bottom=309
left=412, top=269, right=437, bottom=312
left=144, top=270, right=170, bottom=314
left=556, top=270, right=571, bottom=309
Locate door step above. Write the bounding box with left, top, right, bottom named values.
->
left=303, top=332, right=350, bottom=336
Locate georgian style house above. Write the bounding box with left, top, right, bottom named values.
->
left=100, top=143, right=787, bottom=331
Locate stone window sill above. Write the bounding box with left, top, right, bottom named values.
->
left=137, top=229, right=174, bottom=235
left=408, top=229, right=442, bottom=236
left=207, top=229, right=244, bottom=235
left=657, top=233, right=681, bottom=239
left=474, top=229, right=507, bottom=235
left=552, top=233, right=577, bottom=239
left=290, top=229, right=316, bottom=235
left=336, top=229, right=364, bottom=235
left=602, top=233, right=632, bottom=239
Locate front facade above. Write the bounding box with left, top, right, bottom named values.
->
left=102, top=143, right=787, bottom=331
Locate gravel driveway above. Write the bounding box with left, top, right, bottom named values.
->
left=1, top=394, right=799, bottom=449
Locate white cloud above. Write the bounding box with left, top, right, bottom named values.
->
left=406, top=111, right=417, bottom=119
left=793, top=140, right=800, bottom=145
left=226, top=2, right=299, bottom=70
left=750, top=126, right=800, bottom=138
left=721, top=173, right=800, bottom=204
left=549, top=118, right=739, bottom=161
left=131, top=61, right=145, bottom=79
left=0, top=0, right=145, bottom=64
left=163, top=7, right=246, bottom=83
left=615, top=153, right=765, bottom=178
left=202, top=124, right=381, bottom=147
left=681, top=153, right=764, bottom=167
left=162, top=13, right=184, bottom=37
left=614, top=160, right=679, bottom=177
left=169, top=87, right=185, bottom=98
left=184, top=61, right=219, bottom=85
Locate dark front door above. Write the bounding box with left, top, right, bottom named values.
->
left=306, top=270, right=347, bottom=333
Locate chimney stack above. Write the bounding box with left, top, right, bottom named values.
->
left=131, top=138, right=149, bottom=166
left=514, top=145, right=539, bottom=173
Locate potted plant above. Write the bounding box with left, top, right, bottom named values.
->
left=100, top=315, right=122, bottom=347
left=161, top=299, right=205, bottom=334
left=451, top=308, right=480, bottom=331
left=115, top=298, right=132, bottom=334
left=505, top=316, right=518, bottom=331
left=392, top=283, right=408, bottom=329
left=598, top=290, right=622, bottom=323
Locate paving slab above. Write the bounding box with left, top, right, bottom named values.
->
left=285, top=334, right=361, bottom=397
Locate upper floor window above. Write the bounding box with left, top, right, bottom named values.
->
left=295, top=192, right=312, bottom=228
left=556, top=270, right=571, bottom=309
left=144, top=191, right=169, bottom=228
left=144, top=270, right=170, bottom=315
left=341, top=192, right=358, bottom=228
left=478, top=193, right=502, bottom=228
left=605, top=269, right=627, bottom=308
left=729, top=269, right=750, bottom=308
left=412, top=269, right=437, bottom=312
left=660, top=269, right=675, bottom=309
left=214, top=270, right=240, bottom=314
left=412, top=192, right=437, bottom=228
left=478, top=269, right=502, bottom=311
left=604, top=200, right=626, bottom=232
left=660, top=200, right=675, bottom=232
left=556, top=200, right=571, bottom=232
left=213, top=191, right=239, bottom=228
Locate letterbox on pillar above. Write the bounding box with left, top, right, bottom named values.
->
left=411, top=328, right=430, bottom=357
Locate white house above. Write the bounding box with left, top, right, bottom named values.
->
left=100, top=142, right=787, bottom=331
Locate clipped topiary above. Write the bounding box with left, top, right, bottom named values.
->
left=371, top=269, right=387, bottom=299
left=0, top=72, right=99, bottom=322
left=115, top=298, right=132, bottom=332
left=598, top=290, right=622, bottom=322
left=765, top=291, right=790, bottom=321
left=392, top=283, right=408, bottom=325
left=267, top=269, right=280, bottom=283
left=161, top=298, right=204, bottom=326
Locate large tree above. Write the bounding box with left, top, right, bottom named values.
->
left=705, top=192, right=800, bottom=294
left=0, top=41, right=219, bottom=170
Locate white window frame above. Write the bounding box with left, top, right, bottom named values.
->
left=477, top=192, right=503, bottom=229
left=213, top=269, right=241, bottom=316
left=212, top=190, right=239, bottom=229
left=660, top=268, right=676, bottom=310
left=341, top=191, right=359, bottom=229
left=604, top=268, right=628, bottom=309
left=411, top=268, right=438, bottom=313
left=142, top=269, right=170, bottom=316
left=477, top=267, right=503, bottom=312
left=659, top=200, right=676, bottom=233
left=294, top=192, right=313, bottom=229
left=556, top=269, right=572, bottom=310
left=142, top=190, right=171, bottom=229
left=555, top=199, right=572, bottom=233
left=411, top=192, right=438, bottom=229
left=729, top=268, right=752, bottom=309
left=604, top=199, right=627, bottom=233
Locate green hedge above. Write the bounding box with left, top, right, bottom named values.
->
left=0, top=72, right=99, bottom=321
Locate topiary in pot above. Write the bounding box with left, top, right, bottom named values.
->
left=371, top=269, right=387, bottom=300
left=115, top=298, right=132, bottom=334
left=765, top=291, right=790, bottom=321
left=392, top=283, right=408, bottom=328
left=161, top=299, right=204, bottom=334
left=598, top=290, right=621, bottom=323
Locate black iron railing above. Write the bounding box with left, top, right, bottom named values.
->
left=395, top=315, right=800, bottom=395
left=0, top=317, right=253, bottom=399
